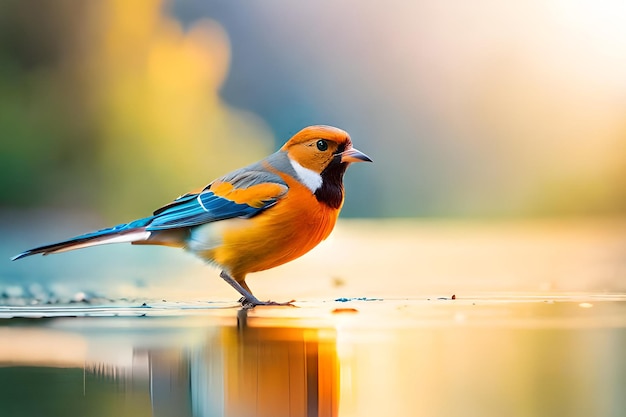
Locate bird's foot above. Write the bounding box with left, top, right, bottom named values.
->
left=238, top=297, right=297, bottom=309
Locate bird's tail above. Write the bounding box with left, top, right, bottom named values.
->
left=11, top=217, right=155, bottom=261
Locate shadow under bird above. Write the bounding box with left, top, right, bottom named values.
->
left=12, top=125, right=371, bottom=306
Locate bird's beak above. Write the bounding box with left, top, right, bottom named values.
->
left=341, top=147, right=372, bottom=163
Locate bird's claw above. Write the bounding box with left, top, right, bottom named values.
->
left=239, top=297, right=297, bottom=309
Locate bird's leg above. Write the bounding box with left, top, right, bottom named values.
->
left=219, top=271, right=295, bottom=308
left=219, top=271, right=262, bottom=305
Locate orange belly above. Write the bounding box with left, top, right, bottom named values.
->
left=199, top=175, right=340, bottom=278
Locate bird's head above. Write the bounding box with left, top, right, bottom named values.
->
left=281, top=125, right=371, bottom=174
left=280, top=125, right=371, bottom=208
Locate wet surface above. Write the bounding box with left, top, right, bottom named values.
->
left=2, top=219, right=626, bottom=416
left=1, top=295, right=625, bottom=417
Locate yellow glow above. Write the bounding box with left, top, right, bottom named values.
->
left=86, top=0, right=273, bottom=217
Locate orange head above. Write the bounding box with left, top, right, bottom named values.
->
left=279, top=125, right=371, bottom=208
left=281, top=125, right=371, bottom=173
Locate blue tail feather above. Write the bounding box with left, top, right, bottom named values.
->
left=11, top=217, right=154, bottom=261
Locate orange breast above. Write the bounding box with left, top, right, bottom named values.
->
left=206, top=172, right=340, bottom=278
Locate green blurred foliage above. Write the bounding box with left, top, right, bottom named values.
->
left=0, top=1, right=99, bottom=208
left=0, top=0, right=272, bottom=220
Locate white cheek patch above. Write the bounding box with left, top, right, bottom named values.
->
left=289, top=158, right=323, bottom=192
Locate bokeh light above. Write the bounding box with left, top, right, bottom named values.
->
left=3, top=1, right=626, bottom=219
left=2, top=1, right=626, bottom=218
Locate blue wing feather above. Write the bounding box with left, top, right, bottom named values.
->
left=146, top=166, right=288, bottom=230
left=146, top=190, right=272, bottom=231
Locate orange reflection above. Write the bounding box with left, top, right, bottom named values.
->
left=205, top=320, right=339, bottom=417
left=0, top=315, right=339, bottom=417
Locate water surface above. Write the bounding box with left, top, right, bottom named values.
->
left=2, top=219, right=625, bottom=416
left=1, top=296, right=624, bottom=417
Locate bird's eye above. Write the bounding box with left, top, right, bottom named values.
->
left=316, top=139, right=328, bottom=151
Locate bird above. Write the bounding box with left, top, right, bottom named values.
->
left=12, top=125, right=371, bottom=306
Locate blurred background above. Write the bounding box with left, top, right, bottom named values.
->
left=1, top=0, right=626, bottom=219
left=1, top=0, right=626, bottom=299
left=2, top=4, right=625, bottom=416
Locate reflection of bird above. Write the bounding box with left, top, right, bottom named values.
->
left=13, top=125, right=371, bottom=306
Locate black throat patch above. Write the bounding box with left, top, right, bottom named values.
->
left=315, top=155, right=348, bottom=209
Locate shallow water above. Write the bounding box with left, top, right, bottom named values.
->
left=2, top=218, right=626, bottom=416
left=1, top=295, right=625, bottom=417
